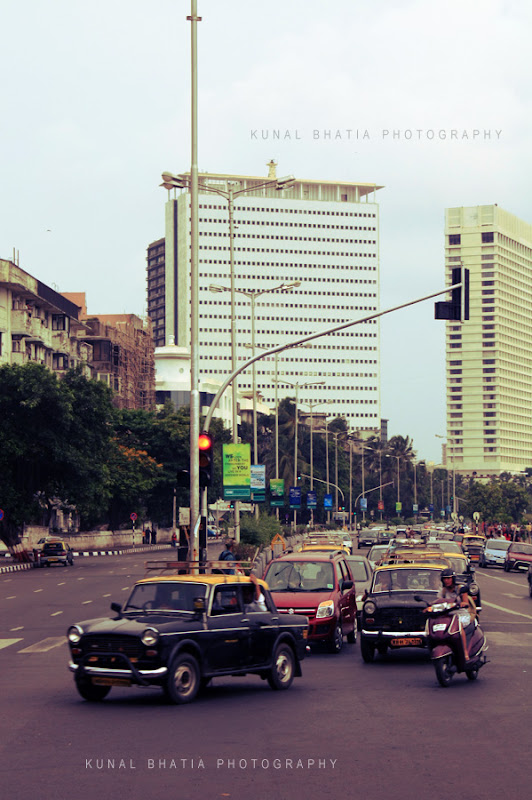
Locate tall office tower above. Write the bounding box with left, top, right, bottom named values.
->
left=152, top=165, right=383, bottom=432
left=444, top=205, right=532, bottom=475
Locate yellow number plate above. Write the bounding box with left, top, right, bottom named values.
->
left=390, top=637, right=423, bottom=646
left=92, top=677, right=132, bottom=687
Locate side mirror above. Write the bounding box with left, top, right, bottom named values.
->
left=193, top=597, right=206, bottom=613
left=111, top=602, right=122, bottom=616
left=341, top=579, right=354, bottom=591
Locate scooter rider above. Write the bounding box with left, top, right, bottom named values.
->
left=438, top=567, right=476, bottom=657
left=439, top=568, right=476, bottom=612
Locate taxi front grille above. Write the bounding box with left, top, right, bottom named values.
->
left=373, top=608, right=424, bottom=631
left=81, top=634, right=144, bottom=659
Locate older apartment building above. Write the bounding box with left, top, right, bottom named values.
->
left=0, top=259, right=91, bottom=374
left=444, top=205, right=532, bottom=475
left=1, top=262, right=155, bottom=411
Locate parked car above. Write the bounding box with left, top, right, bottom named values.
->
left=67, top=571, right=308, bottom=704
left=359, top=563, right=443, bottom=662
left=263, top=551, right=357, bottom=653
left=479, top=538, right=511, bottom=568
left=504, top=541, right=532, bottom=572
left=39, top=538, right=74, bottom=567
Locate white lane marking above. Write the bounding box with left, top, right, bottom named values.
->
left=57, top=582, right=66, bottom=586
left=102, top=593, right=111, bottom=597
left=34, top=588, right=44, bottom=593
left=0, top=638, right=23, bottom=650
left=488, top=632, right=532, bottom=647
left=502, top=593, right=525, bottom=600
left=482, top=600, right=532, bottom=620
left=10, top=626, right=24, bottom=631
left=122, top=587, right=130, bottom=591
left=478, top=572, right=526, bottom=588
left=77, top=577, right=85, bottom=581
left=6, top=596, right=16, bottom=600
left=81, top=600, right=92, bottom=605
left=51, top=611, right=63, bottom=616
left=18, top=637, right=65, bottom=653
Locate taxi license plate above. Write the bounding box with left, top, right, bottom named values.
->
left=390, top=637, right=422, bottom=646
left=92, top=677, right=132, bottom=687
left=48, top=558, right=58, bottom=562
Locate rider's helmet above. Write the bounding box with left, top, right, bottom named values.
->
left=440, top=567, right=456, bottom=585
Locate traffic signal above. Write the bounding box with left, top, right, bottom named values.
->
left=435, top=266, right=470, bottom=322
left=198, top=432, right=213, bottom=488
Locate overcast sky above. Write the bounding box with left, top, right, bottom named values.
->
left=2, top=0, right=531, bottom=464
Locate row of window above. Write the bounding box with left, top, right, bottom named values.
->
left=198, top=245, right=378, bottom=258
left=200, top=217, right=377, bottom=233
left=200, top=262, right=377, bottom=281
left=198, top=203, right=377, bottom=219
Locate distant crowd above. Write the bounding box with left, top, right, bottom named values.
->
left=478, top=522, right=531, bottom=542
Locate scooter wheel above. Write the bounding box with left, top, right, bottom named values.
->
left=466, top=667, right=479, bottom=681
left=435, top=656, right=453, bottom=687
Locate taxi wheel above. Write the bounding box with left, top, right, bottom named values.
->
left=347, top=617, right=358, bottom=644
left=166, top=653, right=200, bottom=704
left=267, top=644, right=295, bottom=690
left=360, top=637, right=375, bottom=663
left=75, top=674, right=111, bottom=702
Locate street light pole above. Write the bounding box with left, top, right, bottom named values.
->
left=279, top=379, right=326, bottom=530
left=162, top=171, right=295, bottom=544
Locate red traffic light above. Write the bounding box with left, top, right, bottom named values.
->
left=198, top=433, right=212, bottom=450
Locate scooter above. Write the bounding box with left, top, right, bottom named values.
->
left=424, top=601, right=488, bottom=687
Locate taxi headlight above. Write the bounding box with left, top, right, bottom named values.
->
left=316, top=601, right=335, bottom=618
left=363, top=600, right=377, bottom=615
left=67, top=625, right=83, bottom=644
left=469, top=583, right=479, bottom=596
left=141, top=628, right=159, bottom=647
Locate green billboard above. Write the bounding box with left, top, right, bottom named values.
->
left=222, top=443, right=251, bottom=499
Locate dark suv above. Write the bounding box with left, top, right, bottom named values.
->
left=504, top=541, right=532, bottom=572
left=263, top=551, right=357, bottom=653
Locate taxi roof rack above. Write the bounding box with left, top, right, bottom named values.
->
left=143, top=559, right=255, bottom=576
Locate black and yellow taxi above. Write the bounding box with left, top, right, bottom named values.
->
left=359, top=563, right=443, bottom=662
left=67, top=565, right=308, bottom=704
left=39, top=537, right=74, bottom=567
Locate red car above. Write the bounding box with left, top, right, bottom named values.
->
left=503, top=541, right=532, bottom=572
left=263, top=551, right=358, bottom=653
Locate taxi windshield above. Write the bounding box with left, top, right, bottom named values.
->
left=266, top=561, right=334, bottom=592
left=124, top=582, right=206, bottom=613
left=371, top=568, right=441, bottom=593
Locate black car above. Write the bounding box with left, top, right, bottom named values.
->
left=528, top=564, right=532, bottom=597
left=67, top=572, right=308, bottom=704
left=359, top=563, right=443, bottom=662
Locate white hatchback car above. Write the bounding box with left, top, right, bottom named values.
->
left=479, top=538, right=510, bottom=568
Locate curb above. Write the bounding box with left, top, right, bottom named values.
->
left=0, top=563, right=34, bottom=575
left=72, top=544, right=170, bottom=557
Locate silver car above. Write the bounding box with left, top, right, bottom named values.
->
left=479, top=538, right=510, bottom=568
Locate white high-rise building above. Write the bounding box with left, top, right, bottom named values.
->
left=157, top=165, right=383, bottom=432
left=444, top=204, right=532, bottom=475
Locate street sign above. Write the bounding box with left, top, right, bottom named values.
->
left=413, top=504, right=419, bottom=513
left=324, top=494, right=333, bottom=509
left=307, top=490, right=317, bottom=509
left=378, top=500, right=384, bottom=511
left=270, top=478, right=285, bottom=507
left=395, top=502, right=402, bottom=512
left=289, top=487, right=302, bottom=509
left=250, top=464, right=266, bottom=502
left=222, top=443, right=251, bottom=499
left=360, top=498, right=367, bottom=511
left=473, top=511, right=481, bottom=522
left=130, top=512, right=137, bottom=521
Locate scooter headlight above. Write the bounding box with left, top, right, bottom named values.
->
left=469, top=583, right=479, bottom=596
